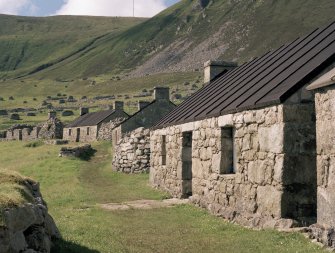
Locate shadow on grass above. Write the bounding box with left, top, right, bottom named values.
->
left=79, top=147, right=97, bottom=161
left=52, top=238, right=100, bottom=253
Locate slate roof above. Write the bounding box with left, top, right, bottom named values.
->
left=66, top=110, right=118, bottom=128
left=155, top=21, right=335, bottom=128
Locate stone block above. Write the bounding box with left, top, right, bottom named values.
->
left=218, top=114, right=233, bottom=127
left=257, top=186, right=282, bottom=217
left=258, top=124, right=284, bottom=153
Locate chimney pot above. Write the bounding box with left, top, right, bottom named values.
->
left=204, top=60, right=237, bottom=84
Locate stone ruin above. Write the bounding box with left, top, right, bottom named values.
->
left=113, top=127, right=150, bottom=173
left=37, top=115, right=64, bottom=140
left=1, top=111, right=64, bottom=141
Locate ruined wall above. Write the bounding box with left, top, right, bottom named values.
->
left=37, top=117, right=63, bottom=140
left=113, top=127, right=150, bottom=173
left=151, top=104, right=316, bottom=228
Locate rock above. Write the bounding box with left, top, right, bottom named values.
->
left=61, top=110, right=74, bottom=116
left=10, top=114, right=21, bottom=120
left=0, top=176, right=60, bottom=253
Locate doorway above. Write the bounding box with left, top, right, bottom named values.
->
left=182, top=131, right=193, bottom=198
left=76, top=128, right=80, bottom=142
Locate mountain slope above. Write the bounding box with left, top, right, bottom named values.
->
left=0, top=0, right=334, bottom=80
left=0, top=15, right=146, bottom=79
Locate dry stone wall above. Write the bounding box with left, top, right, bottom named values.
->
left=150, top=104, right=316, bottom=228
left=113, top=127, right=150, bottom=173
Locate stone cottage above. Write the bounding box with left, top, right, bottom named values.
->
left=150, top=22, right=335, bottom=229
left=307, top=66, right=335, bottom=247
left=112, top=87, right=176, bottom=173
left=112, top=87, right=176, bottom=144
left=63, top=101, right=128, bottom=142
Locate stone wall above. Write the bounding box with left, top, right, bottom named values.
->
left=63, top=125, right=99, bottom=142
left=113, top=127, right=150, bottom=173
left=1, top=117, right=62, bottom=141
left=37, top=117, right=63, bottom=140
left=309, top=86, right=335, bottom=246
left=113, top=99, right=175, bottom=144
left=150, top=104, right=316, bottom=228
left=97, top=117, right=127, bottom=141
left=63, top=111, right=128, bottom=142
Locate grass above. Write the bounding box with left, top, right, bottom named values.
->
left=0, top=140, right=327, bottom=253
left=0, top=71, right=200, bottom=130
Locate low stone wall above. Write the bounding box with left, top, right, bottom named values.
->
left=113, top=127, right=150, bottom=173
left=44, top=139, right=69, bottom=145
left=59, top=144, right=94, bottom=158
left=0, top=177, right=60, bottom=252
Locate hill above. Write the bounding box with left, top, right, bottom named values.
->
left=0, top=15, right=146, bottom=79
left=0, top=0, right=334, bottom=80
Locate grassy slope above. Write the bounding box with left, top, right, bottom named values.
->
left=0, top=15, right=145, bottom=79
left=1, top=0, right=333, bottom=80
left=0, top=72, right=200, bottom=130
left=0, top=141, right=327, bottom=253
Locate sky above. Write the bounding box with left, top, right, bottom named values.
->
left=0, top=0, right=180, bottom=17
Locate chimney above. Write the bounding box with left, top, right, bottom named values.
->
left=48, top=111, right=57, bottom=119
left=80, top=107, right=89, bottom=116
left=204, top=60, right=237, bottom=84
left=138, top=101, right=150, bottom=111
left=114, top=101, right=124, bottom=110
left=154, top=87, right=170, bottom=100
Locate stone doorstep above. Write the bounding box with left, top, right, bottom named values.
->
left=99, top=198, right=189, bottom=211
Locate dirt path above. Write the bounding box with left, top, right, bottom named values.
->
left=100, top=198, right=189, bottom=211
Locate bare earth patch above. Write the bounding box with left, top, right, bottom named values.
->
left=100, top=198, right=189, bottom=211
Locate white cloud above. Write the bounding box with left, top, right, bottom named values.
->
left=55, top=0, right=167, bottom=17
left=0, top=0, right=33, bottom=15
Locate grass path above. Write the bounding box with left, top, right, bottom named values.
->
left=0, top=141, right=327, bottom=253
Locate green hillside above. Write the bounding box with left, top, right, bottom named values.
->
left=0, top=15, right=146, bottom=79
left=0, top=0, right=334, bottom=80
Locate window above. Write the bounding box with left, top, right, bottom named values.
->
left=87, top=127, right=90, bottom=135
left=220, top=127, right=236, bottom=174
left=69, top=129, right=72, bottom=136
left=161, top=135, right=167, bottom=165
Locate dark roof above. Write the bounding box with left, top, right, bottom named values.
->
left=155, top=21, right=335, bottom=129
left=115, top=99, right=176, bottom=128
left=66, top=109, right=118, bottom=127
